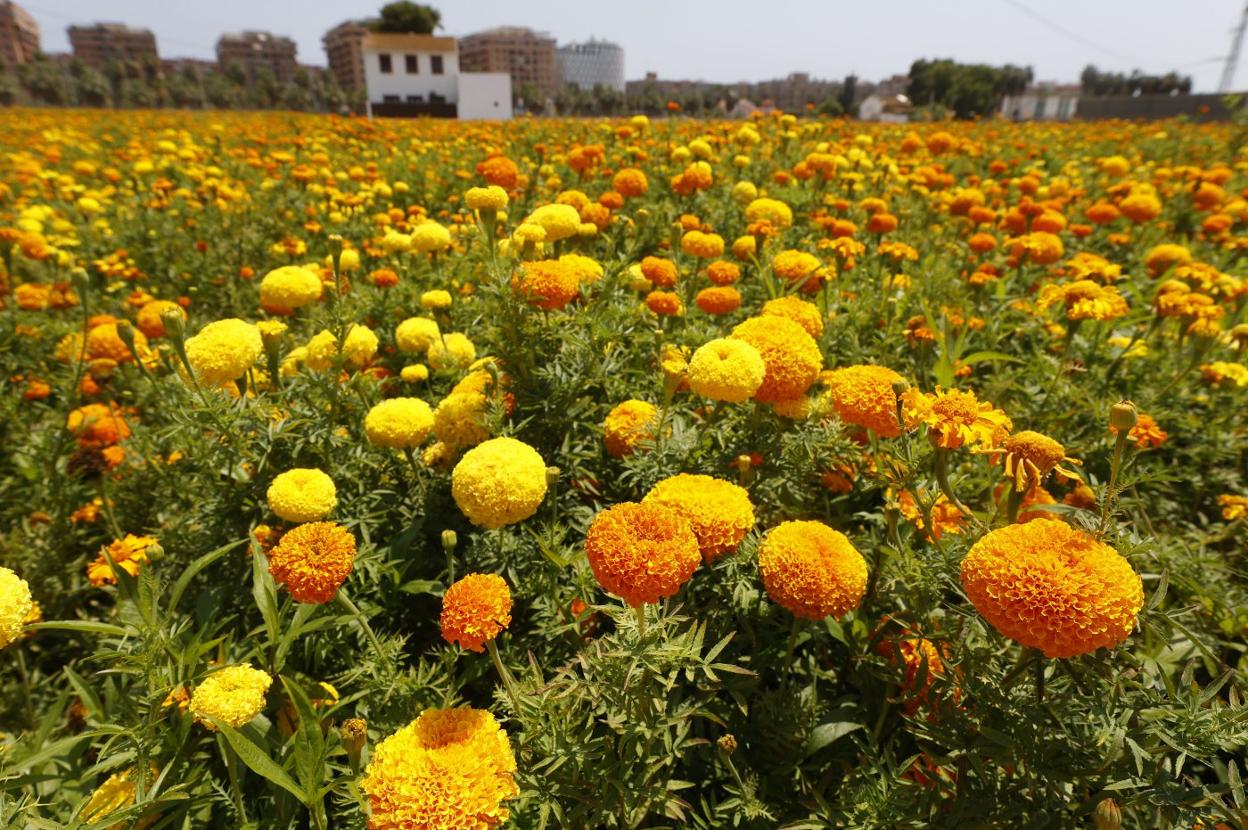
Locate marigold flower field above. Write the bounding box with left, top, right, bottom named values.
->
left=1, top=108, right=1247, bottom=828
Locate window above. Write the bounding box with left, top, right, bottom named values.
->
left=378, top=53, right=392, bottom=74
left=431, top=55, right=443, bottom=75
left=382, top=94, right=400, bottom=103
left=405, top=54, right=418, bottom=74
left=406, top=94, right=424, bottom=103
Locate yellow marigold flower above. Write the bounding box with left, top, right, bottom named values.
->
left=1200, top=361, right=1248, bottom=387
left=511, top=222, right=546, bottom=245
left=558, top=252, right=604, bottom=284
left=643, top=473, right=754, bottom=562
left=758, top=520, right=867, bottom=620
left=821, top=365, right=905, bottom=438
left=86, top=322, right=148, bottom=364
left=897, top=489, right=965, bottom=541
left=401, top=364, right=430, bottom=383
left=361, top=707, right=517, bottom=830
left=440, top=573, right=512, bottom=652
left=451, top=437, right=548, bottom=529
left=1219, top=494, right=1248, bottom=521
left=267, top=468, right=337, bottom=523
left=81, top=765, right=159, bottom=828
left=585, top=502, right=701, bottom=606
left=524, top=203, right=581, bottom=242
left=259, top=265, right=322, bottom=313
left=512, top=259, right=580, bottom=310
left=1144, top=243, right=1192, bottom=277
left=687, top=338, right=765, bottom=403
left=903, top=387, right=1012, bottom=450
left=420, top=290, right=453, bottom=310
left=428, top=332, right=477, bottom=370
left=0, top=567, right=33, bottom=650
left=1119, top=191, right=1161, bottom=223
left=744, top=197, right=793, bottom=229
left=434, top=391, right=490, bottom=449
left=466, top=185, right=509, bottom=212
left=603, top=400, right=659, bottom=457
left=190, top=664, right=272, bottom=730
left=88, top=534, right=157, bottom=587
left=761, top=295, right=824, bottom=338
left=986, top=430, right=1082, bottom=493
left=660, top=344, right=690, bottom=385
left=366, top=398, right=435, bottom=449
left=732, top=181, right=759, bottom=204
left=772, top=249, right=824, bottom=290
left=268, top=522, right=356, bottom=604
left=730, top=316, right=822, bottom=404
left=410, top=222, right=451, bottom=253
left=395, top=317, right=441, bottom=354
left=1037, top=280, right=1129, bottom=321
left=960, top=520, right=1143, bottom=659
left=680, top=230, right=725, bottom=259
left=184, top=319, right=263, bottom=387
left=305, top=326, right=375, bottom=371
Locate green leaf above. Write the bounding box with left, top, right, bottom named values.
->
left=280, top=675, right=328, bottom=804
left=169, top=538, right=247, bottom=611
left=214, top=722, right=307, bottom=804
left=398, top=579, right=445, bottom=597
left=801, top=722, right=862, bottom=757
left=960, top=350, right=1021, bottom=366
left=27, top=621, right=133, bottom=637
left=251, top=549, right=281, bottom=644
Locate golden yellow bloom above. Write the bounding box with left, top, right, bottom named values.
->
left=433, top=391, right=490, bottom=449
left=267, top=468, right=337, bottom=523
left=820, top=365, right=905, bottom=438
left=395, top=317, right=441, bottom=354
left=451, top=437, right=548, bottom=529
left=88, top=534, right=158, bottom=587
left=758, top=521, right=867, bottom=620
left=687, top=338, right=765, bottom=403
left=81, top=765, right=159, bottom=830
left=259, top=265, right=322, bottom=313
left=1038, top=280, right=1129, bottom=321
left=440, top=573, right=512, bottom=652
left=184, top=319, right=263, bottom=387
left=268, top=522, right=356, bottom=604
left=361, top=707, right=517, bottom=830
left=0, top=567, right=33, bottom=650
left=986, top=430, right=1082, bottom=492
left=428, top=332, right=477, bottom=370
left=365, top=398, right=435, bottom=449
left=1219, top=494, right=1248, bottom=521
left=190, top=664, right=272, bottom=729
left=410, top=222, right=451, bottom=253
left=420, top=290, right=453, bottom=310
left=603, top=400, right=658, bottom=458
left=643, top=473, right=754, bottom=562
left=523, top=203, right=581, bottom=242
left=903, top=387, right=1012, bottom=450
left=585, top=502, right=701, bottom=606
left=466, top=185, right=509, bottom=212
left=744, top=197, right=793, bottom=229
left=761, top=295, right=824, bottom=338
left=730, top=316, right=822, bottom=404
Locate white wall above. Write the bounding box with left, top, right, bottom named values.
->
left=363, top=47, right=460, bottom=105
left=458, top=73, right=513, bottom=120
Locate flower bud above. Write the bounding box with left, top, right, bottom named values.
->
left=441, top=530, right=458, bottom=555
left=545, top=466, right=561, bottom=487
left=1231, top=323, right=1248, bottom=350
left=891, top=378, right=911, bottom=398
left=1092, top=798, right=1121, bottom=830
left=69, top=267, right=91, bottom=297
left=160, top=306, right=186, bottom=342
left=716, top=734, right=738, bottom=755
left=1109, top=400, right=1138, bottom=433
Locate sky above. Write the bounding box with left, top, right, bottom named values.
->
left=20, top=0, right=1246, bottom=92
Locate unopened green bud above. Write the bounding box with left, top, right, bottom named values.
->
left=441, top=530, right=458, bottom=555
left=1109, top=400, right=1138, bottom=433
left=1092, top=798, right=1121, bottom=830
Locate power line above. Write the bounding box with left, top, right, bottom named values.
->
left=998, top=0, right=1143, bottom=67
left=22, top=0, right=219, bottom=54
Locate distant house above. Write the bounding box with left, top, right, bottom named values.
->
left=1000, top=83, right=1080, bottom=121
left=359, top=32, right=511, bottom=120
left=859, top=93, right=913, bottom=122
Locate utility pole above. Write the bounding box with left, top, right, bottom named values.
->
left=1220, top=1, right=1248, bottom=93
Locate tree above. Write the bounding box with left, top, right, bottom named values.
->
left=838, top=74, right=857, bottom=117
left=1080, top=64, right=1192, bottom=97
left=374, top=2, right=441, bottom=34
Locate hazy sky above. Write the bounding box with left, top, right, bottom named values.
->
left=21, top=0, right=1245, bottom=92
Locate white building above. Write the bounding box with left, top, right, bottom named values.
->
left=557, top=39, right=624, bottom=92
left=1000, top=83, right=1080, bottom=121
left=361, top=33, right=512, bottom=120
left=859, top=93, right=914, bottom=123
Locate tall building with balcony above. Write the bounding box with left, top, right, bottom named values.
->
left=323, top=19, right=370, bottom=92
left=458, top=27, right=557, bottom=98
left=0, top=1, right=39, bottom=68
left=216, top=30, right=297, bottom=85
left=67, top=22, right=158, bottom=69
left=557, top=39, right=624, bottom=92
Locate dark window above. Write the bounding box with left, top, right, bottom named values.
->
left=378, top=53, right=392, bottom=74
left=406, top=94, right=424, bottom=103
left=431, top=55, right=444, bottom=75
left=382, top=94, right=400, bottom=103
left=405, top=54, right=418, bottom=74
left=430, top=92, right=446, bottom=103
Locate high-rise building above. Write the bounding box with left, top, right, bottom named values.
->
left=0, top=1, right=38, bottom=68
left=217, top=30, right=297, bottom=84
left=67, top=22, right=158, bottom=69
left=323, top=19, right=370, bottom=92
left=458, top=27, right=557, bottom=98
left=557, top=39, right=624, bottom=92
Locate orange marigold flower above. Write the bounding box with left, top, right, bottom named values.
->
left=758, top=520, right=867, bottom=620
left=511, top=260, right=580, bottom=311
left=476, top=156, right=519, bottom=189
left=440, top=573, right=512, bottom=652
left=88, top=534, right=157, bottom=587
left=903, top=387, right=1012, bottom=450
left=897, top=489, right=966, bottom=541
left=1219, top=494, right=1248, bottom=521
left=730, top=316, right=823, bottom=403
left=820, top=364, right=905, bottom=438
left=267, top=521, right=356, bottom=604
left=67, top=403, right=131, bottom=447
left=640, top=256, right=677, bottom=288
left=603, top=400, right=658, bottom=458
left=761, top=295, right=823, bottom=338
left=645, top=290, right=683, bottom=316
left=643, top=473, right=754, bottom=562
left=984, top=430, right=1082, bottom=492
left=1112, top=411, right=1167, bottom=449
left=876, top=633, right=950, bottom=714
left=612, top=168, right=649, bottom=198
left=584, top=502, right=701, bottom=606
left=695, top=286, right=741, bottom=314
left=959, top=520, right=1143, bottom=658
left=705, top=260, right=741, bottom=286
